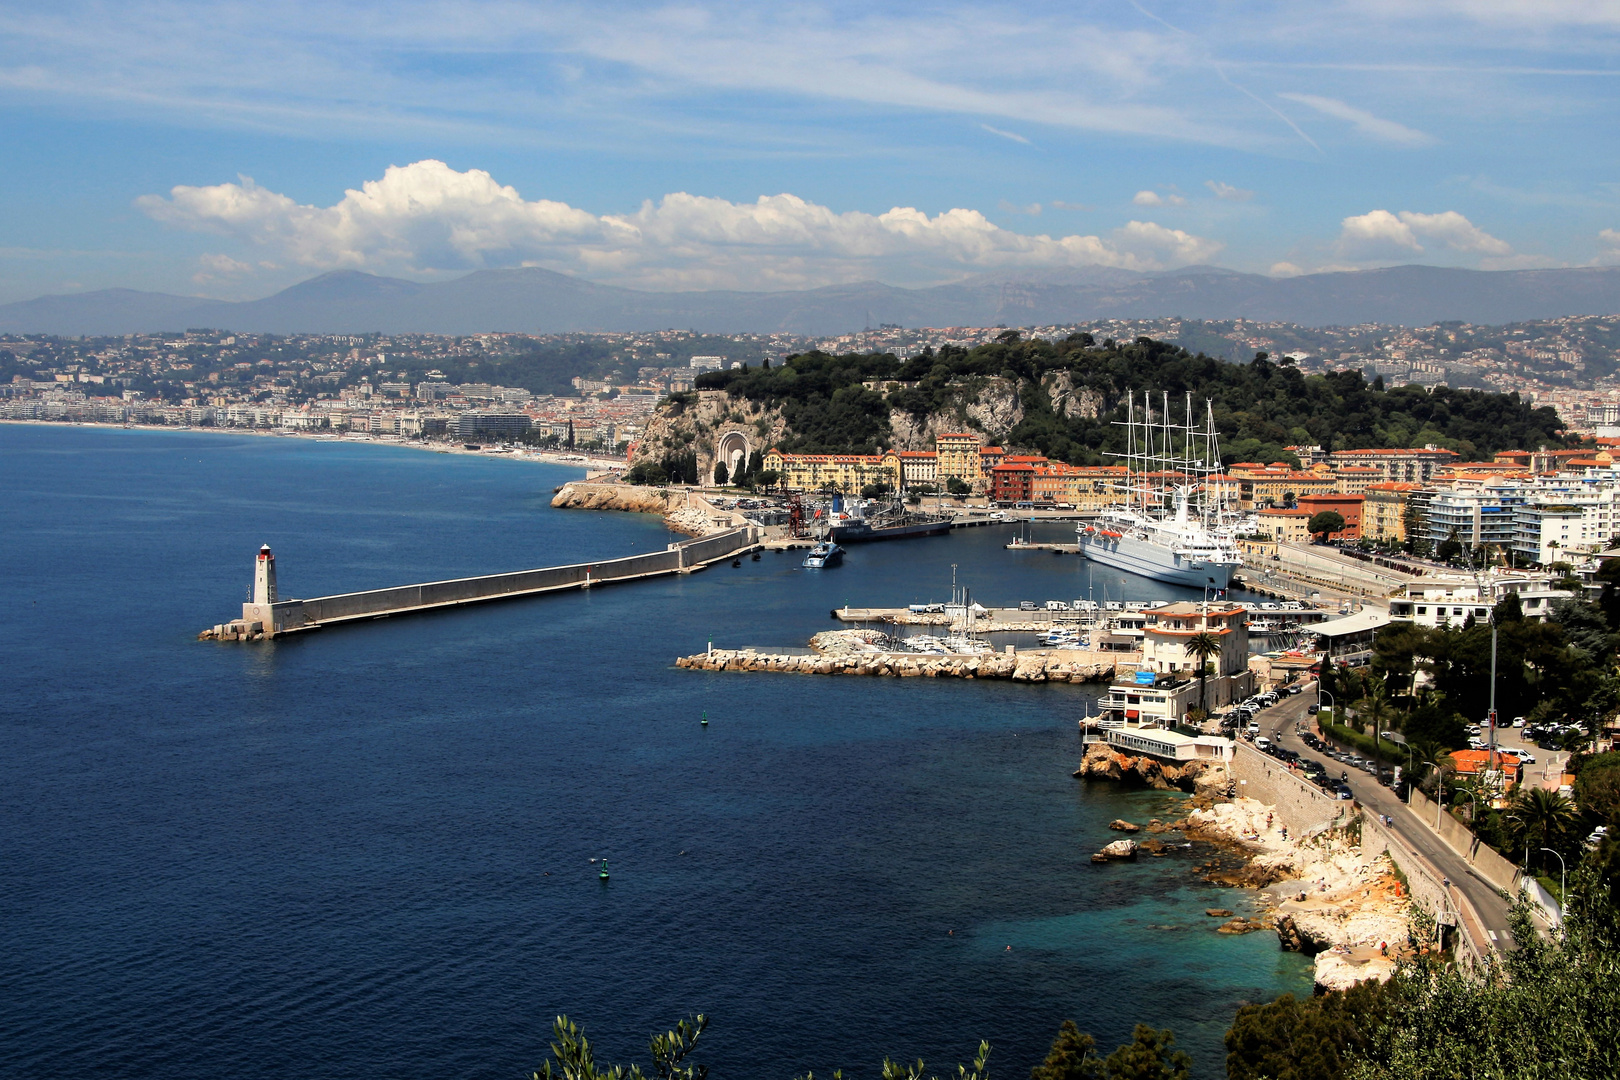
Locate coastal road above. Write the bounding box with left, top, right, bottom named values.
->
left=1250, top=686, right=1515, bottom=955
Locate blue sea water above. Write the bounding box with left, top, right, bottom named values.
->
left=0, top=425, right=1310, bottom=1080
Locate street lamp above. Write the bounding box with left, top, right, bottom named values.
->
left=1540, top=847, right=1567, bottom=916
left=1318, top=689, right=1336, bottom=730
left=1424, top=759, right=1446, bottom=829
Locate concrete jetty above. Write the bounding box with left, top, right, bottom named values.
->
left=678, top=646, right=1116, bottom=683
left=202, top=527, right=760, bottom=641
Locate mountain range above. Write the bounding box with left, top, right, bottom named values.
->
left=6, top=264, right=1620, bottom=337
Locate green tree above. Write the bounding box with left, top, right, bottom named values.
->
left=1352, top=876, right=1620, bottom=1079
left=1098, top=1025, right=1189, bottom=1080
left=532, top=1014, right=708, bottom=1080
left=1308, top=511, right=1345, bottom=543
left=712, top=461, right=729, bottom=486
left=1225, top=982, right=1390, bottom=1080
left=1506, top=786, right=1580, bottom=871
left=1030, top=1020, right=1100, bottom=1080
left=947, top=476, right=971, bottom=496
left=1182, top=631, right=1222, bottom=715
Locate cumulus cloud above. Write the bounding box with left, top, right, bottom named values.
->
left=1206, top=180, right=1254, bottom=202
left=1336, top=209, right=1511, bottom=261
left=1269, top=261, right=1306, bottom=277
left=1132, top=190, right=1185, bottom=207
left=1601, top=228, right=1620, bottom=248
left=1278, top=93, right=1434, bottom=147
left=138, top=160, right=1222, bottom=289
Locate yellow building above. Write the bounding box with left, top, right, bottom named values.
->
left=1330, top=465, right=1383, bottom=494
left=1029, top=465, right=1129, bottom=509
left=1255, top=506, right=1311, bottom=543
left=1225, top=463, right=1336, bottom=509
left=763, top=449, right=902, bottom=493
left=936, top=432, right=982, bottom=485
left=1363, top=482, right=1419, bottom=542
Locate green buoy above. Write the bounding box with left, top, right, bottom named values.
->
left=701, top=710, right=709, bottom=727
left=599, top=858, right=610, bottom=882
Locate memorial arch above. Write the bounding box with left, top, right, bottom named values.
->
left=715, top=430, right=750, bottom=482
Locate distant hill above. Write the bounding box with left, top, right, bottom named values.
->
left=7, top=264, right=1620, bottom=336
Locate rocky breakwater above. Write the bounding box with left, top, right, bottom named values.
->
left=1071, top=740, right=1220, bottom=793
left=1186, top=797, right=1411, bottom=991
left=675, top=629, right=1115, bottom=682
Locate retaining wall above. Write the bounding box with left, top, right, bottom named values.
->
left=252, top=527, right=756, bottom=634
left=1408, top=789, right=1521, bottom=894
left=1362, top=811, right=1490, bottom=971
left=1230, top=743, right=1347, bottom=834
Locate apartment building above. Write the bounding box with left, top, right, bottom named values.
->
left=762, top=449, right=903, bottom=493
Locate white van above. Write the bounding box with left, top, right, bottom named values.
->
left=1046, top=600, right=1070, bottom=611
left=1254, top=737, right=1272, bottom=751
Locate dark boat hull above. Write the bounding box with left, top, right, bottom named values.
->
left=829, top=517, right=953, bottom=543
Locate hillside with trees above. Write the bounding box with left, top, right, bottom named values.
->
left=692, top=334, right=1568, bottom=465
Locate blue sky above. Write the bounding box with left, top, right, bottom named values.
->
left=3, top=0, right=1620, bottom=302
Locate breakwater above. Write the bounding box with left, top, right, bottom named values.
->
left=203, top=526, right=759, bottom=640
left=677, top=647, right=1115, bottom=682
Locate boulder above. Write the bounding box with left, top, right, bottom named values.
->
left=1205, top=908, right=1234, bottom=918
left=1217, top=917, right=1262, bottom=935
left=1108, top=819, right=1142, bottom=832
left=1097, top=839, right=1138, bottom=860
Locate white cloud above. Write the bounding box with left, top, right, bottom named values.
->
left=1205, top=180, right=1255, bottom=202
left=1336, top=208, right=1512, bottom=261
left=1269, top=261, right=1306, bottom=277
left=138, top=159, right=1223, bottom=289
left=1337, top=209, right=1423, bottom=258
left=1600, top=228, right=1620, bottom=248
left=1132, top=190, right=1185, bottom=207
left=1397, top=210, right=1512, bottom=255
left=980, top=124, right=1032, bottom=145
left=1277, top=93, right=1434, bottom=146
left=997, top=200, right=1042, bottom=215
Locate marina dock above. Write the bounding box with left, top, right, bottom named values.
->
left=202, top=526, right=760, bottom=640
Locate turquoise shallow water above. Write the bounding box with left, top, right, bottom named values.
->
left=0, top=425, right=1309, bottom=1079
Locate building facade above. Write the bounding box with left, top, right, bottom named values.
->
left=762, top=449, right=903, bottom=493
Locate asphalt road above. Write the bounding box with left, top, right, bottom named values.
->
left=1247, top=685, right=1515, bottom=954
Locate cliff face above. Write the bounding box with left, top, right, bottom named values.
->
left=632, top=390, right=789, bottom=476
left=633, top=375, right=1038, bottom=471
left=1072, top=741, right=1216, bottom=792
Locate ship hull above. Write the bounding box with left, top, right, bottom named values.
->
left=1077, top=531, right=1238, bottom=589
left=830, top=517, right=953, bottom=543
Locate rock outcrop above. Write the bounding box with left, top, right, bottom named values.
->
left=1071, top=741, right=1215, bottom=792
left=1108, top=819, right=1142, bottom=833
left=1185, top=796, right=1409, bottom=990
left=551, top=482, right=672, bottom=515
left=1093, top=839, right=1138, bottom=862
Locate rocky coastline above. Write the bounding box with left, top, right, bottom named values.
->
left=1072, top=741, right=1221, bottom=792
left=1076, top=750, right=1412, bottom=991
left=551, top=481, right=735, bottom=537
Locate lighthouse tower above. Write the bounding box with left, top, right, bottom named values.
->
left=253, top=544, right=278, bottom=604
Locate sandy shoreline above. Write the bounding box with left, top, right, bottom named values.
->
left=0, top=418, right=627, bottom=471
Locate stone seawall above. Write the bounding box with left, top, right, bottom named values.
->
left=676, top=648, right=1114, bottom=682
left=1230, top=743, right=1348, bottom=835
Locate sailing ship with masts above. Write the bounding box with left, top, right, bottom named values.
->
left=1075, top=392, right=1243, bottom=589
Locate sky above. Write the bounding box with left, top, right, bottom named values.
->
left=3, top=0, right=1620, bottom=303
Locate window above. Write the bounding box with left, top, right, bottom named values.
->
left=1417, top=606, right=1427, bottom=614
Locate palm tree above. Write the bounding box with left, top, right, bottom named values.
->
left=1354, top=676, right=1396, bottom=777
left=1505, top=787, right=1579, bottom=871
left=1183, top=631, right=1222, bottom=716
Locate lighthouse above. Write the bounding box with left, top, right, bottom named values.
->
left=253, top=544, right=278, bottom=604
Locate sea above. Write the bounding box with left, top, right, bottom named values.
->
left=0, top=424, right=1311, bottom=1080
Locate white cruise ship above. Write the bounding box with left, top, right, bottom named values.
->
left=1076, top=392, right=1242, bottom=590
